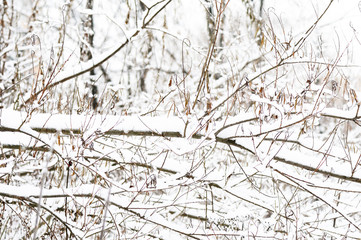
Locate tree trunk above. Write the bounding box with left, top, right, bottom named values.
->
left=80, top=0, right=98, bottom=110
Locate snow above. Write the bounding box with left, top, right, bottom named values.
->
left=27, top=112, right=186, bottom=135
left=2, top=0, right=361, bottom=239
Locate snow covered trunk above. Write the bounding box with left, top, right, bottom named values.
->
left=80, top=0, right=98, bottom=110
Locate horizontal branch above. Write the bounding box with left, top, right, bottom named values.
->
left=32, top=127, right=183, bottom=138
left=1, top=109, right=360, bottom=185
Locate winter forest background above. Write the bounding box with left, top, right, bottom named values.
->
left=1, top=0, right=361, bottom=239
